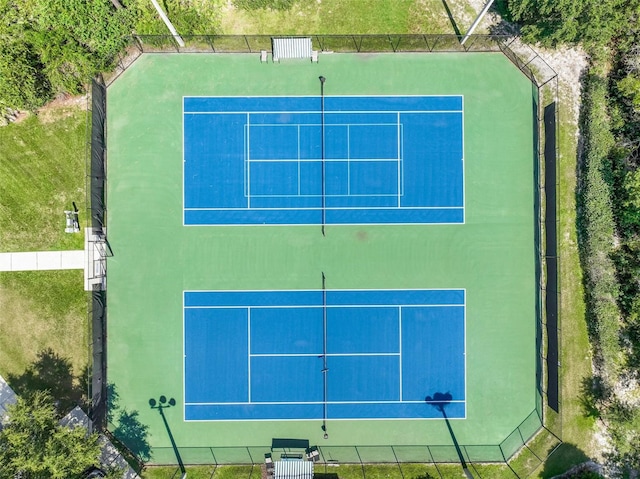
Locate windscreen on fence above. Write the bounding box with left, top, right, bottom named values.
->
left=544, top=102, right=559, bottom=413
left=90, top=289, right=107, bottom=428
left=91, top=76, right=106, bottom=230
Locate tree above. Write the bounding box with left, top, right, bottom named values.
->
left=622, top=168, right=640, bottom=230
left=0, top=0, right=135, bottom=109
left=617, top=75, right=640, bottom=112
left=505, top=0, right=640, bottom=46
left=0, top=391, right=102, bottom=479
left=0, top=0, right=50, bottom=110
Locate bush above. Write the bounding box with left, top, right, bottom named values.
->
left=0, top=0, right=50, bottom=109
left=506, top=0, right=634, bottom=47
left=0, top=0, right=134, bottom=109
left=617, top=75, right=640, bottom=111
left=579, top=71, right=623, bottom=380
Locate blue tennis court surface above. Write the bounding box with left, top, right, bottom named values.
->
left=183, top=96, right=464, bottom=225
left=183, top=289, right=466, bottom=421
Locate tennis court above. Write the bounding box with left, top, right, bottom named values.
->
left=106, top=52, right=537, bottom=459
left=183, top=96, right=464, bottom=225
left=184, top=289, right=465, bottom=421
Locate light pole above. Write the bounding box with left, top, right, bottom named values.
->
left=149, top=396, right=187, bottom=478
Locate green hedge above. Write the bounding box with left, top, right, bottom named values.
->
left=579, top=70, right=622, bottom=381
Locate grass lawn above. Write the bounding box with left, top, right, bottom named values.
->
left=0, top=108, right=86, bottom=253
left=140, top=463, right=519, bottom=479
left=533, top=83, right=597, bottom=476
left=218, top=0, right=477, bottom=36
left=0, top=106, right=88, bottom=384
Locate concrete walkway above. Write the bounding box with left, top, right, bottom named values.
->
left=0, top=250, right=84, bottom=272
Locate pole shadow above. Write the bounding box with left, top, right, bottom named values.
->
left=441, top=0, right=462, bottom=37
left=150, top=395, right=186, bottom=476
left=425, top=391, right=473, bottom=479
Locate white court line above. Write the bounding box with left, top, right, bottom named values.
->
left=185, top=287, right=465, bottom=293
left=184, top=94, right=463, bottom=99
left=401, top=124, right=405, bottom=196
left=245, top=158, right=400, bottom=162
left=249, top=122, right=402, bottom=127
left=185, top=399, right=466, bottom=406
left=249, top=352, right=401, bottom=357
left=398, top=306, right=403, bottom=401
left=185, top=304, right=465, bottom=309
left=185, top=221, right=465, bottom=227
left=234, top=192, right=401, bottom=198
left=247, top=113, right=251, bottom=208
left=242, top=192, right=400, bottom=197
left=247, top=307, right=251, bottom=403
left=463, top=290, right=467, bottom=418
left=347, top=125, right=351, bottom=195
left=243, top=124, right=248, bottom=199
left=297, top=125, right=301, bottom=195
left=462, top=95, right=466, bottom=224
left=244, top=193, right=400, bottom=198
left=182, top=97, right=186, bottom=227
left=397, top=112, right=401, bottom=207
left=185, top=109, right=463, bottom=115
left=185, top=206, right=464, bottom=211
left=185, top=416, right=466, bottom=422
left=182, top=292, right=186, bottom=420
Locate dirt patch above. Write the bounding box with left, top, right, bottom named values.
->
left=539, top=46, right=589, bottom=127
left=36, top=93, right=88, bottom=124
left=467, top=0, right=486, bottom=10
left=1, top=92, right=87, bottom=128
left=448, top=0, right=478, bottom=32
left=457, top=0, right=497, bottom=33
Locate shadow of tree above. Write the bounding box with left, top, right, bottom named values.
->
left=112, top=409, right=151, bottom=463
left=6, top=348, right=86, bottom=415
left=487, top=1, right=522, bottom=37
left=107, top=383, right=151, bottom=464
left=540, top=442, right=594, bottom=478
left=314, top=474, right=339, bottom=479
left=107, top=381, right=120, bottom=424
left=579, top=375, right=610, bottom=420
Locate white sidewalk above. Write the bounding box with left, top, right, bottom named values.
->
left=0, top=250, right=84, bottom=272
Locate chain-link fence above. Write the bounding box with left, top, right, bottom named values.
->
left=86, top=75, right=108, bottom=428
left=103, top=34, right=556, bottom=88
left=147, top=406, right=560, bottom=476
left=91, top=34, right=561, bottom=476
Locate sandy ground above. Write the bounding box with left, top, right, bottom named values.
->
left=1, top=94, right=88, bottom=126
